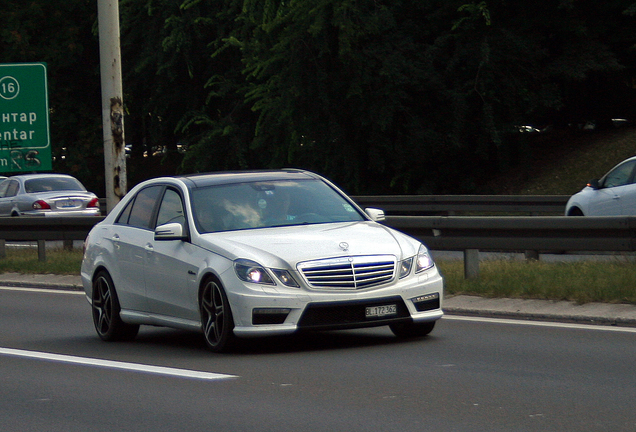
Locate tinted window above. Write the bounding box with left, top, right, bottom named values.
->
left=126, top=186, right=163, bottom=229
left=116, top=198, right=134, bottom=225
left=5, top=180, right=19, bottom=197
left=24, top=177, right=86, bottom=193
left=191, top=179, right=364, bottom=233
left=0, top=180, right=9, bottom=198
left=156, top=188, right=185, bottom=227
left=602, top=160, right=636, bottom=188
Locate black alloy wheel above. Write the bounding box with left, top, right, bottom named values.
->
left=92, top=270, right=139, bottom=341
left=200, top=277, right=235, bottom=352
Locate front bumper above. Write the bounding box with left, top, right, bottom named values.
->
left=229, top=270, right=444, bottom=338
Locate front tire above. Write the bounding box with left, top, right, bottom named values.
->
left=390, top=320, right=436, bottom=338
left=200, top=277, right=236, bottom=352
left=92, top=270, right=139, bottom=341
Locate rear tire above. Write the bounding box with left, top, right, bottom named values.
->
left=92, top=270, right=139, bottom=341
left=390, top=321, right=436, bottom=338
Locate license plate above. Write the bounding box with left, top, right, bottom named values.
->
left=57, top=199, right=79, bottom=208
left=365, top=304, right=397, bottom=318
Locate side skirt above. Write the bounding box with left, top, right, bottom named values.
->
left=120, top=310, right=202, bottom=332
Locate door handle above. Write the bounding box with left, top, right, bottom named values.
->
left=144, top=244, right=154, bottom=253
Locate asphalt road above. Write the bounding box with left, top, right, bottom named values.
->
left=2, top=286, right=636, bottom=432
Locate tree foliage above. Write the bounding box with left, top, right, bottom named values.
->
left=1, top=0, right=103, bottom=194
left=2, top=0, right=636, bottom=194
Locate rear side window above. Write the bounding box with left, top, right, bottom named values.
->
left=116, top=199, right=133, bottom=224
left=5, top=180, right=19, bottom=197
left=0, top=180, right=9, bottom=198
left=117, top=186, right=163, bottom=229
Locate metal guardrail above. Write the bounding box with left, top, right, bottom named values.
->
left=2, top=206, right=634, bottom=279
left=383, top=216, right=636, bottom=277
left=353, top=195, right=570, bottom=215
left=0, top=216, right=104, bottom=261
left=384, top=216, right=636, bottom=252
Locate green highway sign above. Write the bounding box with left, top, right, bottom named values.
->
left=0, top=63, right=52, bottom=172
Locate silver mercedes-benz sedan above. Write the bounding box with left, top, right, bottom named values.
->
left=0, top=173, right=101, bottom=217
left=81, top=170, right=444, bottom=352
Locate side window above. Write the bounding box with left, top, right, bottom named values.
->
left=0, top=181, right=9, bottom=198
left=5, top=181, right=19, bottom=197
left=602, top=160, right=636, bottom=188
left=156, top=188, right=185, bottom=227
left=115, top=197, right=134, bottom=225
left=126, top=186, right=163, bottom=229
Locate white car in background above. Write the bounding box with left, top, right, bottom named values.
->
left=81, top=169, right=444, bottom=352
left=566, top=156, right=636, bottom=216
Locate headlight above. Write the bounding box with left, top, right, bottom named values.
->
left=234, top=259, right=275, bottom=285
left=271, top=269, right=300, bottom=288
left=399, top=257, right=414, bottom=278
left=415, top=244, right=435, bottom=273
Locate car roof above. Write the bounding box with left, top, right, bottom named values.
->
left=176, top=169, right=320, bottom=188
left=622, top=156, right=636, bottom=163
left=7, top=173, right=77, bottom=181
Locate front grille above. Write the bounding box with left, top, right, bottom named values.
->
left=298, top=255, right=396, bottom=290
left=298, top=296, right=410, bottom=330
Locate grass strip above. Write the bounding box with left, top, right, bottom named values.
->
left=0, top=247, right=83, bottom=275
left=437, top=259, right=636, bottom=305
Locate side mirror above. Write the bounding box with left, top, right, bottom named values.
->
left=155, top=222, right=187, bottom=240
left=365, top=208, right=385, bottom=222
left=587, top=179, right=600, bottom=190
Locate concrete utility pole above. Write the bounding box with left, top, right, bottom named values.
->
left=97, top=0, right=127, bottom=214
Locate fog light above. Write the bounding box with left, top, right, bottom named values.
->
left=411, top=293, right=440, bottom=312
left=252, top=308, right=291, bottom=325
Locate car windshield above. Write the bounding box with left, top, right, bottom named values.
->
left=24, top=177, right=86, bottom=193
left=191, top=179, right=365, bottom=233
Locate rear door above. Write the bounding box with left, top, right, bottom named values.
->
left=0, top=180, right=12, bottom=216
left=0, top=180, right=20, bottom=215
left=110, top=185, right=163, bottom=311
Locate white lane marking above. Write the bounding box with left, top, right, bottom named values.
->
left=0, top=286, right=84, bottom=295
left=0, top=348, right=238, bottom=380
left=444, top=315, right=636, bottom=333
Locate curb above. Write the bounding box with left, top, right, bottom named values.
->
left=0, top=279, right=84, bottom=291
left=0, top=281, right=83, bottom=291
left=443, top=307, right=636, bottom=328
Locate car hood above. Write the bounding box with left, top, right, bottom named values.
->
left=195, top=221, right=421, bottom=268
